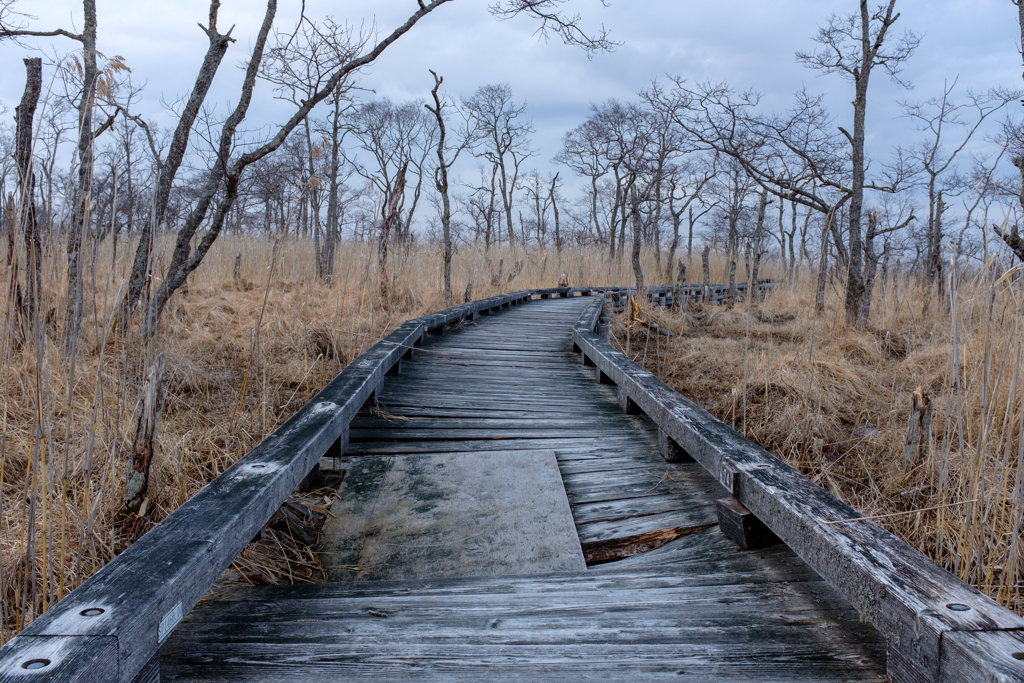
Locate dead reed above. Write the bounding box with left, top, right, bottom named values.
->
left=617, top=261, right=1024, bottom=614
left=0, top=232, right=667, bottom=641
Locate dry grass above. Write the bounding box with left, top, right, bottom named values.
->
left=8, top=225, right=1021, bottom=642
left=0, top=232, right=672, bottom=640
left=616, top=265, right=1024, bottom=614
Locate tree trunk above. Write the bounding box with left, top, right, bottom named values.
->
left=673, top=261, right=686, bottom=311
left=858, top=210, right=881, bottom=323
left=702, top=244, right=711, bottom=302
left=903, top=386, right=931, bottom=471
left=14, top=58, right=42, bottom=324
left=63, top=0, right=99, bottom=351
left=119, top=353, right=167, bottom=519
left=726, top=217, right=739, bottom=308
left=816, top=217, right=830, bottom=314
left=630, top=186, right=644, bottom=292
left=550, top=173, right=561, bottom=252
left=843, top=0, right=902, bottom=329
left=124, top=0, right=237, bottom=320
left=379, top=162, right=407, bottom=299
left=427, top=72, right=454, bottom=307
left=322, top=92, right=343, bottom=282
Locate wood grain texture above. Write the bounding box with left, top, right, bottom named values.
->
left=319, top=450, right=586, bottom=581
left=572, top=295, right=1024, bottom=682
left=0, top=291, right=540, bottom=682
left=163, top=527, right=883, bottom=682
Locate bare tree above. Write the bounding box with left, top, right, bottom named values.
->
left=556, top=116, right=613, bottom=247
left=902, top=80, right=1019, bottom=307
left=1, top=0, right=614, bottom=334
left=464, top=83, right=534, bottom=250
left=646, top=0, right=918, bottom=328
left=261, top=16, right=363, bottom=280
left=795, top=0, right=919, bottom=325
left=549, top=172, right=562, bottom=252
left=347, top=98, right=435, bottom=245
left=13, top=57, right=41, bottom=329
left=426, top=70, right=475, bottom=307
left=665, top=157, right=715, bottom=280
left=0, top=0, right=106, bottom=348
left=1000, top=1, right=1024, bottom=261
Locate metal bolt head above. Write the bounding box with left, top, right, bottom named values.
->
left=22, top=659, right=50, bottom=670
left=947, top=603, right=971, bottom=612
left=80, top=608, right=104, bottom=617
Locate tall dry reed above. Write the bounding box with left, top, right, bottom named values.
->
left=0, top=231, right=671, bottom=640
left=619, top=257, right=1024, bottom=613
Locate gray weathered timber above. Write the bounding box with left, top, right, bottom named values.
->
left=716, top=497, right=781, bottom=550
left=940, top=630, right=1024, bottom=682
left=0, top=291, right=541, bottom=683
left=161, top=525, right=885, bottom=682
left=1, top=283, right=977, bottom=683
left=571, top=295, right=1024, bottom=682
left=159, top=296, right=887, bottom=681
left=319, top=450, right=585, bottom=581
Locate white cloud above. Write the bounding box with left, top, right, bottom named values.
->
left=1, top=0, right=1019, bottom=188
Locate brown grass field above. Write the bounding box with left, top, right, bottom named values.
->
left=1, top=234, right=1022, bottom=641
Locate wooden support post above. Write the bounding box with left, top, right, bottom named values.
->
left=129, top=652, right=161, bottom=683
left=364, top=385, right=382, bottom=410
left=716, top=497, right=780, bottom=550
left=658, top=427, right=694, bottom=463
left=597, top=368, right=614, bottom=385
left=120, top=353, right=167, bottom=520
left=298, top=462, right=320, bottom=492
left=387, top=359, right=402, bottom=376
left=325, top=427, right=349, bottom=462
left=904, top=386, right=931, bottom=471
left=618, top=387, right=643, bottom=415
left=427, top=325, right=445, bottom=336
left=582, top=352, right=595, bottom=367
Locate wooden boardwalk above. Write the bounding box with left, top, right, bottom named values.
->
left=161, top=298, right=888, bottom=681
left=5, top=290, right=1023, bottom=683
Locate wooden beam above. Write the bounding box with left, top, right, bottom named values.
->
left=570, top=295, right=1024, bottom=683
left=658, top=427, right=693, bottom=463
left=716, top=497, right=780, bottom=550
left=0, top=291, right=537, bottom=682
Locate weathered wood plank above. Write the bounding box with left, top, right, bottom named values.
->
left=577, top=510, right=717, bottom=544
left=572, top=295, right=1024, bottom=682
left=940, top=630, right=1024, bottom=682
left=162, top=556, right=884, bottom=682
left=0, top=290, right=553, bottom=682
left=319, top=450, right=585, bottom=582
left=716, top=497, right=781, bottom=550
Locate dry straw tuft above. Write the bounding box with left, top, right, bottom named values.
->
left=615, top=262, right=1024, bottom=614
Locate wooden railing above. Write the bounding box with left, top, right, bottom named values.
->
left=0, top=291, right=535, bottom=683
left=4, top=282, right=1019, bottom=683
left=571, top=295, right=1024, bottom=683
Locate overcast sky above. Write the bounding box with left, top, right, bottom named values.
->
left=2, top=0, right=1022, bottom=191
